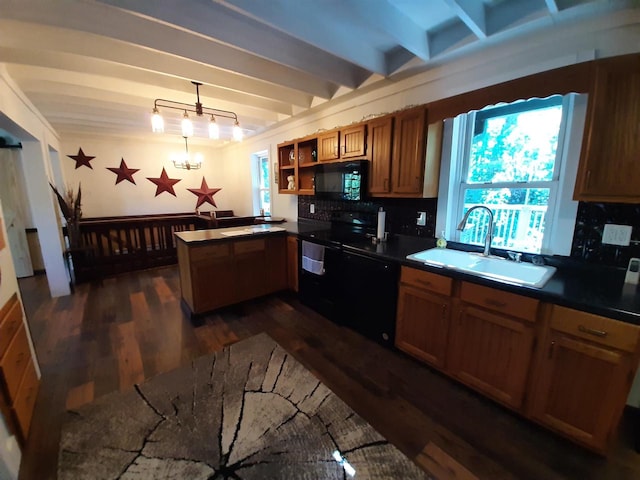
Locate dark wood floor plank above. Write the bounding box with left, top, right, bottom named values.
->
left=15, top=267, right=640, bottom=480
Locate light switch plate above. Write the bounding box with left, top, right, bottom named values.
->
left=602, top=224, right=632, bottom=246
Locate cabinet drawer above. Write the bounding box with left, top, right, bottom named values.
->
left=0, top=325, right=31, bottom=402
left=550, top=305, right=640, bottom=353
left=234, top=239, right=265, bottom=255
left=1, top=296, right=22, bottom=357
left=190, top=243, right=231, bottom=262
left=400, top=266, right=452, bottom=296
left=460, top=282, right=539, bottom=322
left=12, top=359, right=39, bottom=441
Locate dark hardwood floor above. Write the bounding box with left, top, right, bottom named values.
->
left=16, top=266, right=640, bottom=480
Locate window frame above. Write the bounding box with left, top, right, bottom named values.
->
left=251, top=150, right=271, bottom=216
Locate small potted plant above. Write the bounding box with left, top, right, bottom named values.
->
left=50, top=183, right=82, bottom=249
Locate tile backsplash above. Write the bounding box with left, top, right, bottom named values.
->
left=570, top=202, right=640, bottom=268
left=298, top=196, right=437, bottom=238
left=298, top=197, right=640, bottom=269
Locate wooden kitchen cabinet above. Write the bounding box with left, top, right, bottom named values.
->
left=318, top=124, right=366, bottom=162
left=528, top=305, right=640, bottom=452
left=396, top=267, right=452, bottom=369
left=447, top=282, right=538, bottom=409
left=277, top=136, right=317, bottom=194
left=391, top=106, right=427, bottom=195
left=574, top=53, right=640, bottom=203
left=286, top=235, right=298, bottom=292
left=177, top=236, right=288, bottom=315
left=367, top=115, right=393, bottom=195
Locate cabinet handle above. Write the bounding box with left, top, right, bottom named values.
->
left=442, top=304, right=447, bottom=318
left=484, top=298, right=507, bottom=308
left=334, top=146, right=339, bottom=156
left=548, top=340, right=555, bottom=359
left=384, top=178, right=389, bottom=191
left=578, top=324, right=608, bottom=337
left=341, top=145, right=346, bottom=155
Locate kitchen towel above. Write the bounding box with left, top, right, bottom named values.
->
left=301, top=240, right=325, bottom=275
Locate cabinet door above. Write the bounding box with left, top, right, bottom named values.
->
left=318, top=131, right=340, bottom=161
left=286, top=236, right=298, bottom=292
left=368, top=116, right=393, bottom=195
left=191, top=257, right=236, bottom=313
left=391, top=107, right=426, bottom=195
left=447, top=304, right=535, bottom=409
left=574, top=54, right=640, bottom=202
left=529, top=331, right=633, bottom=452
left=341, top=124, right=366, bottom=158
left=396, top=285, right=450, bottom=369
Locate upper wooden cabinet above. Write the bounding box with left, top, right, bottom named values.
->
left=318, top=124, right=366, bottom=162
left=367, top=116, right=393, bottom=195
left=391, top=107, right=427, bottom=195
left=277, top=136, right=317, bottom=195
left=574, top=54, right=640, bottom=203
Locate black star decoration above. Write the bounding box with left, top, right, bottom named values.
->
left=107, top=158, right=140, bottom=185
left=147, top=167, right=181, bottom=197
left=187, top=178, right=221, bottom=208
left=67, top=148, right=95, bottom=169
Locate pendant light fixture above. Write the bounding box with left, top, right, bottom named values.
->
left=171, top=136, right=202, bottom=170
left=151, top=81, right=242, bottom=141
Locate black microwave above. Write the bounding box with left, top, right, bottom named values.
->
left=314, top=160, right=368, bottom=201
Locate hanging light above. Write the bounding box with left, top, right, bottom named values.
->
left=208, top=115, right=220, bottom=139
left=171, top=136, right=202, bottom=170
left=151, top=81, right=242, bottom=141
left=233, top=120, right=243, bottom=141
left=151, top=107, right=164, bottom=133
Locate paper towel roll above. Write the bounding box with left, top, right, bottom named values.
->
left=377, top=207, right=386, bottom=240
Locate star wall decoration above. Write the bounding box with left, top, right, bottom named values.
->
left=67, top=148, right=95, bottom=169
left=107, top=158, right=140, bottom=185
left=187, top=178, right=221, bottom=208
left=147, top=167, right=181, bottom=197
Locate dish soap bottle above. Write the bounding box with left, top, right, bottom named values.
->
left=436, top=231, right=447, bottom=249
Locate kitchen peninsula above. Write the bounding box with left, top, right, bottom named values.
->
left=176, top=225, right=289, bottom=317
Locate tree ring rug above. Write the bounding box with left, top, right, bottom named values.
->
left=58, top=333, right=427, bottom=479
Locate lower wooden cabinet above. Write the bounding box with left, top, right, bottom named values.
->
left=286, top=235, right=298, bottom=292
left=178, top=235, right=288, bottom=315
left=528, top=305, right=640, bottom=452
left=396, top=267, right=452, bottom=368
left=447, top=303, right=535, bottom=409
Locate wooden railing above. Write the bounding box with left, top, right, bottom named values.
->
left=67, top=211, right=258, bottom=283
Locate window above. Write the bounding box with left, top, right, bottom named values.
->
left=252, top=151, right=271, bottom=216
left=437, top=94, right=585, bottom=255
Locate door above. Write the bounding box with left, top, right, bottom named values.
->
left=368, top=116, right=393, bottom=195
left=391, top=107, right=426, bottom=195
left=447, top=303, right=535, bottom=409
left=529, top=331, right=633, bottom=451
left=0, top=150, right=34, bottom=277
left=396, top=285, right=450, bottom=368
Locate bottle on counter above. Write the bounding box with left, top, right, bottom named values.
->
left=436, top=230, right=447, bottom=248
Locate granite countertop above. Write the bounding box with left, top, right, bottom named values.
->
left=290, top=222, right=640, bottom=326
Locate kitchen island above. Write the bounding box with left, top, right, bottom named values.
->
left=175, top=225, right=289, bottom=317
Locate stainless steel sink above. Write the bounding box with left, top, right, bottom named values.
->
left=406, top=248, right=556, bottom=288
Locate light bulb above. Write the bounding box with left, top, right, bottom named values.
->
left=208, top=116, right=220, bottom=139
left=181, top=111, right=194, bottom=137
left=233, top=120, right=243, bottom=141
left=151, top=108, right=164, bottom=133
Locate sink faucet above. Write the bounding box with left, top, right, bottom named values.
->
left=456, top=206, right=494, bottom=257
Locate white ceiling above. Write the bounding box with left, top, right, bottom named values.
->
left=0, top=0, right=634, bottom=144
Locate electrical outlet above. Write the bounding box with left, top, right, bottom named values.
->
left=416, top=211, right=426, bottom=226
left=310, top=204, right=315, bottom=214
left=602, top=224, right=632, bottom=246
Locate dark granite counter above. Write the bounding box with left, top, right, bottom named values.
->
left=174, top=223, right=289, bottom=243
left=288, top=221, right=640, bottom=326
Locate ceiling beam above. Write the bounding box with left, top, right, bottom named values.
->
left=0, top=2, right=338, bottom=99
left=345, top=0, right=430, bottom=62
left=216, top=0, right=388, bottom=75
left=443, top=0, right=487, bottom=39
left=545, top=0, right=560, bottom=14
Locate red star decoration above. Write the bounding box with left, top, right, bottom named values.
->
left=187, top=178, right=222, bottom=208
left=67, top=147, right=95, bottom=169
left=146, top=167, right=181, bottom=197
left=107, top=158, right=140, bottom=185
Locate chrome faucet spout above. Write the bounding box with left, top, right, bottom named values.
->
left=456, top=205, right=494, bottom=257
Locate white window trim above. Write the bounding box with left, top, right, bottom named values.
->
left=436, top=93, right=586, bottom=256
left=251, top=150, right=270, bottom=216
